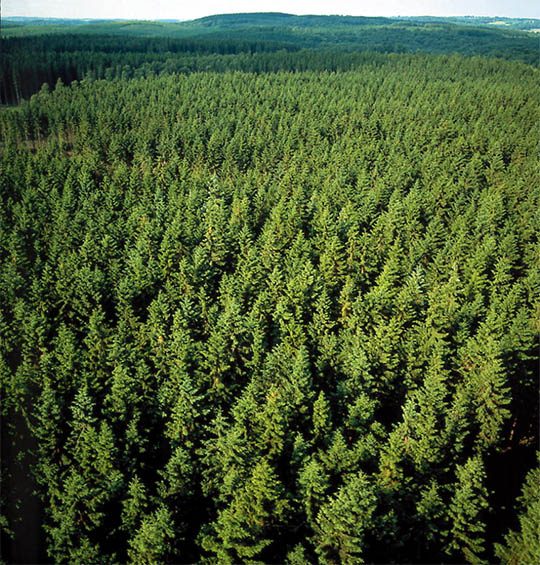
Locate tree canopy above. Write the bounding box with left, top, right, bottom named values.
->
left=1, top=21, right=539, bottom=565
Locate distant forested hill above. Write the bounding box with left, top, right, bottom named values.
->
left=4, top=12, right=540, bottom=33
left=1, top=12, right=539, bottom=104
left=395, top=14, right=540, bottom=31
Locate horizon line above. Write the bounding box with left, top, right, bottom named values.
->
left=3, top=12, right=540, bottom=21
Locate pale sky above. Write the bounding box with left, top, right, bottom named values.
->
left=4, top=1, right=539, bottom=20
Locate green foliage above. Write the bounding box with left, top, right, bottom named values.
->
left=312, top=391, right=332, bottom=440
left=495, top=456, right=540, bottom=565
left=127, top=505, right=174, bottom=564
left=2, top=15, right=539, bottom=104
left=201, top=458, right=289, bottom=563
left=1, top=46, right=538, bottom=564
left=448, top=456, right=489, bottom=563
left=315, top=472, right=377, bottom=564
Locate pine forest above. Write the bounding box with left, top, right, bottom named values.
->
left=0, top=12, right=539, bottom=565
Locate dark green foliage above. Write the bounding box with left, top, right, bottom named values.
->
left=2, top=14, right=539, bottom=104
left=495, top=455, right=540, bottom=565
left=314, top=472, right=376, bottom=563
left=0, top=42, right=538, bottom=564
